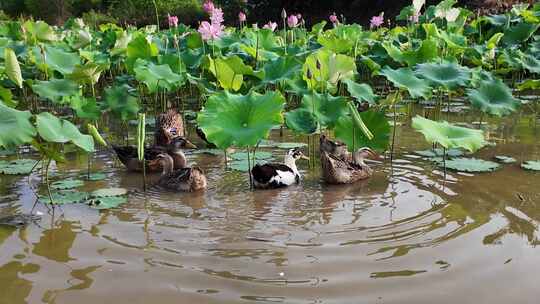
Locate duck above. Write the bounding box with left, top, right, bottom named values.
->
left=251, top=148, right=309, bottom=189
left=113, top=137, right=197, bottom=172
left=195, top=126, right=217, bottom=148
left=155, top=153, right=207, bottom=192
left=154, top=109, right=185, bottom=147
left=319, top=135, right=382, bottom=184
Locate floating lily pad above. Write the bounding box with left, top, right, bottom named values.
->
left=440, top=157, right=500, bottom=173
left=91, top=187, right=128, bottom=197
left=86, top=173, right=107, bottom=181
left=415, top=148, right=464, bottom=158
left=230, top=152, right=273, bottom=161
left=88, top=196, right=128, bottom=210
left=195, top=149, right=224, bottom=156
left=521, top=161, right=540, bottom=171
left=229, top=160, right=268, bottom=172
left=0, top=159, right=41, bottom=175
left=274, top=142, right=308, bottom=149
left=51, top=179, right=84, bottom=190
left=0, top=149, right=16, bottom=157
left=39, top=190, right=88, bottom=205
left=494, top=155, right=516, bottom=164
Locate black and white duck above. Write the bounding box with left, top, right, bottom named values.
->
left=251, top=148, right=309, bottom=189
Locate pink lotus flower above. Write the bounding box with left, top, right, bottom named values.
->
left=263, top=21, right=277, bottom=31
left=198, top=21, right=223, bottom=41
left=238, top=12, right=246, bottom=22
left=296, top=14, right=302, bottom=20
left=203, top=1, right=215, bottom=14
left=287, top=15, right=298, bottom=28
left=210, top=8, right=224, bottom=25
left=370, top=13, right=384, bottom=29
left=329, top=13, right=338, bottom=24
left=167, top=14, right=178, bottom=28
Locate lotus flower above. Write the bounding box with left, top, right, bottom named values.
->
left=263, top=21, right=278, bottom=31
left=287, top=15, right=298, bottom=28
left=210, top=8, right=224, bottom=25
left=239, top=12, right=246, bottom=22
left=198, top=21, right=223, bottom=41
left=329, top=13, right=338, bottom=24
left=167, top=14, right=178, bottom=28
left=203, top=1, right=215, bottom=14
left=370, top=13, right=384, bottom=29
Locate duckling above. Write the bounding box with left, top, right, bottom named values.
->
left=251, top=148, right=309, bottom=189
left=319, top=135, right=382, bottom=184
left=113, top=137, right=197, bottom=172
left=155, top=109, right=185, bottom=147
left=155, top=153, right=207, bottom=192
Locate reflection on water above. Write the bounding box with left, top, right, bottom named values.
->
left=0, top=111, right=539, bottom=303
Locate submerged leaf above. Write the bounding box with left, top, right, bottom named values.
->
left=0, top=159, right=40, bottom=175
left=51, top=179, right=84, bottom=190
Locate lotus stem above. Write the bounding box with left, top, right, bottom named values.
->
left=247, top=147, right=253, bottom=190
left=137, top=113, right=147, bottom=191
left=45, top=157, right=54, bottom=205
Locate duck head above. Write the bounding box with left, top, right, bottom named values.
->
left=169, top=137, right=197, bottom=152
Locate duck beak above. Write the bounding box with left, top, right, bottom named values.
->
left=184, top=140, right=198, bottom=149
left=368, top=149, right=384, bottom=161
left=300, top=155, right=310, bottom=160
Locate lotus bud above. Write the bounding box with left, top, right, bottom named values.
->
left=281, top=8, right=287, bottom=19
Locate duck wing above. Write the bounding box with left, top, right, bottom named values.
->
left=252, top=163, right=297, bottom=188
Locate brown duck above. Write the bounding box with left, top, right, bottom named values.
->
left=319, top=135, right=382, bottom=184
left=155, top=153, right=207, bottom=192
left=113, top=137, right=196, bottom=172
left=154, top=109, right=185, bottom=147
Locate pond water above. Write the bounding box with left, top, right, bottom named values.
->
left=0, top=107, right=539, bottom=304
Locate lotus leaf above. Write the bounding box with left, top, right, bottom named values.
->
left=521, top=161, right=540, bottom=171
left=230, top=152, right=273, bottom=161
left=68, top=63, right=107, bottom=85
left=23, top=20, right=57, bottom=42
left=262, top=57, right=302, bottom=84
left=343, top=79, right=377, bottom=104
left=197, top=91, right=285, bottom=149
left=103, top=85, right=140, bottom=121
left=275, top=142, right=308, bottom=149
left=32, top=79, right=80, bottom=104
left=69, top=96, right=101, bottom=121
left=334, top=111, right=390, bottom=152
left=39, top=190, right=88, bottom=205
left=86, top=173, right=107, bottom=181
left=89, top=196, right=128, bottom=209
left=0, top=101, right=36, bottom=148
left=134, top=59, right=184, bottom=93
left=35, top=46, right=80, bottom=75
left=379, top=66, right=432, bottom=99
left=441, top=157, right=500, bottom=173
left=467, top=79, right=520, bottom=117
left=4, top=48, right=22, bottom=88
left=415, top=148, right=464, bottom=158
left=51, top=179, right=84, bottom=190
left=416, top=61, right=470, bottom=89
left=91, top=188, right=128, bottom=197
left=519, top=52, right=540, bottom=74
left=303, top=49, right=356, bottom=92
left=411, top=116, right=486, bottom=152
left=285, top=108, right=319, bottom=135
left=205, top=56, right=245, bottom=91
left=126, top=35, right=159, bottom=71
left=0, top=159, right=40, bottom=175
left=502, top=22, right=540, bottom=45
left=36, top=112, right=95, bottom=152
left=0, top=86, right=15, bottom=108
left=299, top=93, right=349, bottom=130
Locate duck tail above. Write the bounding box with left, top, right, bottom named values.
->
left=112, top=146, right=132, bottom=167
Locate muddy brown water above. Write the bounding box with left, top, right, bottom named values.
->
left=0, top=110, right=539, bottom=304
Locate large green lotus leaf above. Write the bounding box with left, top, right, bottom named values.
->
left=51, top=179, right=84, bottom=190
left=68, top=63, right=107, bottom=85
left=23, top=20, right=57, bottom=42
left=0, top=159, right=40, bottom=175
left=467, top=78, right=520, bottom=117
left=334, top=110, right=390, bottom=152
left=517, top=79, right=540, bottom=90
left=111, top=31, right=132, bottom=56
left=262, top=57, right=302, bottom=84
left=4, top=48, right=22, bottom=88
left=502, top=22, right=540, bottom=45
left=103, top=85, right=140, bottom=121
left=36, top=112, right=94, bottom=152
left=35, top=46, right=80, bottom=75
left=382, top=39, right=438, bottom=66
left=379, top=66, right=432, bottom=99
left=343, top=79, right=377, bottom=104
left=158, top=53, right=187, bottom=75
left=519, top=52, right=540, bottom=74
left=89, top=196, right=128, bottom=209
left=0, top=101, right=36, bottom=148
left=39, top=190, right=88, bottom=205
left=298, top=93, right=349, bottom=130
left=317, top=25, right=365, bottom=54
left=205, top=56, right=243, bottom=91
left=134, top=59, right=184, bottom=93
left=285, top=108, right=319, bottom=135
left=411, top=116, right=486, bottom=152
left=303, top=49, right=356, bottom=92
left=126, top=35, right=158, bottom=71
left=32, top=79, right=80, bottom=104
left=91, top=187, right=128, bottom=197
left=416, top=61, right=470, bottom=89
left=521, top=161, right=540, bottom=171
left=197, top=91, right=285, bottom=149
left=0, top=86, right=16, bottom=108
left=69, top=96, right=101, bottom=121
left=441, top=158, right=500, bottom=173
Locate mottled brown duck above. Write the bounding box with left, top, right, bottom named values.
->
left=155, top=153, right=207, bottom=192
left=154, top=109, right=185, bottom=147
